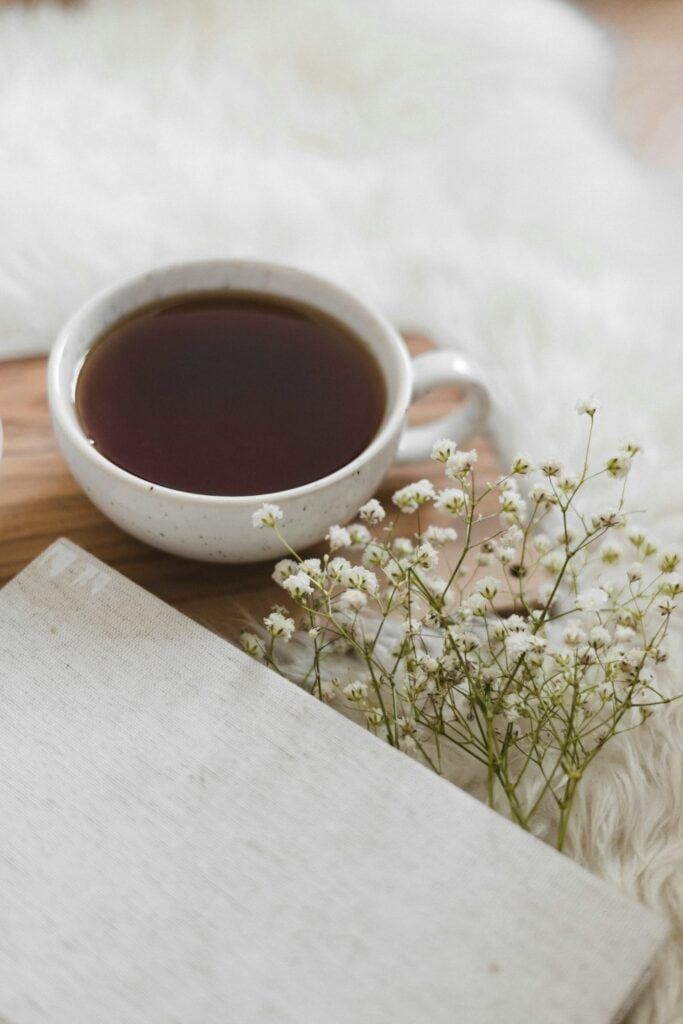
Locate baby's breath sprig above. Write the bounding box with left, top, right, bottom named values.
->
left=244, top=404, right=680, bottom=850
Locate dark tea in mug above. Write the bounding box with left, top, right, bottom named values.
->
left=75, top=292, right=386, bottom=496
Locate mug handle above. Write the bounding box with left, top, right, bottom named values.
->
left=397, top=350, right=490, bottom=464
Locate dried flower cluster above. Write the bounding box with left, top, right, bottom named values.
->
left=242, top=401, right=680, bottom=849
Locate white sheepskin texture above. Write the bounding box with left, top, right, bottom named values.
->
left=1, top=1, right=682, bottom=1019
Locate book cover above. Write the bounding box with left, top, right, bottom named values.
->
left=0, top=540, right=666, bottom=1023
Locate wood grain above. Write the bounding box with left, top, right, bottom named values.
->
left=0, top=339, right=498, bottom=642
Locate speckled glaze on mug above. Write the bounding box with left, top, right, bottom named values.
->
left=48, top=260, right=489, bottom=562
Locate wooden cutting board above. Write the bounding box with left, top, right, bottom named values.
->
left=0, top=337, right=498, bottom=643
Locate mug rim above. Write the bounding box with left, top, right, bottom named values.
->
left=47, top=258, right=413, bottom=506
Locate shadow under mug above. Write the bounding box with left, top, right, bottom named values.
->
left=48, top=259, right=490, bottom=563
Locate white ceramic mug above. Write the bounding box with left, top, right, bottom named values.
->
left=48, top=260, right=489, bottom=562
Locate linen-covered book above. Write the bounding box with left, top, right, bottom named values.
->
left=0, top=540, right=666, bottom=1024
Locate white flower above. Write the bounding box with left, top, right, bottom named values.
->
left=619, top=438, right=641, bottom=457
left=358, top=498, right=385, bottom=523
left=392, top=479, right=435, bottom=513
left=660, top=552, right=680, bottom=574
left=511, top=453, right=532, bottom=475
left=591, top=509, right=626, bottom=530
left=543, top=554, right=563, bottom=575
left=550, top=648, right=572, bottom=669
left=576, top=587, right=609, bottom=612
left=576, top=396, right=598, bottom=416
left=423, top=525, right=458, bottom=547
left=563, top=623, right=586, bottom=646
left=503, top=614, right=529, bottom=633
left=365, top=707, right=384, bottom=728
left=272, top=558, right=299, bottom=584
left=318, top=681, right=337, bottom=703
left=326, top=524, right=352, bottom=551
left=597, top=681, right=613, bottom=701
left=505, top=632, right=544, bottom=657
left=420, top=574, right=448, bottom=600
left=590, top=626, right=611, bottom=649
left=263, top=611, right=295, bottom=641
left=300, top=557, right=323, bottom=581
left=532, top=533, right=551, bottom=554
left=438, top=650, right=459, bottom=673
left=252, top=503, right=283, bottom=529
left=577, top=643, right=598, bottom=668
left=530, top=482, right=557, bottom=506
left=557, top=474, right=578, bottom=494
left=412, top=542, right=439, bottom=571
left=499, top=490, right=526, bottom=515
left=338, top=588, right=368, bottom=611
left=327, top=556, right=352, bottom=582
left=383, top=560, right=407, bottom=586
left=240, top=631, right=263, bottom=657
left=434, top=488, right=467, bottom=516
left=539, top=459, right=562, bottom=478
left=606, top=454, right=630, bottom=479
left=463, top=592, right=488, bottom=617
left=430, top=438, right=458, bottom=463
left=401, top=735, right=418, bottom=754
left=626, top=562, right=644, bottom=583
left=346, top=565, right=379, bottom=594
left=343, top=680, right=368, bottom=702
left=600, top=542, right=622, bottom=564
left=348, top=523, right=372, bottom=547
left=501, top=525, right=524, bottom=547
left=494, top=545, right=516, bottom=565
left=661, top=573, right=682, bottom=598
left=614, top=624, right=634, bottom=642
left=282, top=571, right=315, bottom=599
left=475, top=576, right=500, bottom=600
left=448, top=629, right=481, bottom=652
left=619, top=648, right=646, bottom=671
left=363, top=542, right=390, bottom=568
left=445, top=450, right=478, bottom=477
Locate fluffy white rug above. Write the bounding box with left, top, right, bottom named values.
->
left=1, top=0, right=682, bottom=1018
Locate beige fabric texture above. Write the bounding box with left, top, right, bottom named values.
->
left=0, top=540, right=666, bottom=1024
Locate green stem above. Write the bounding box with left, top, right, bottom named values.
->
left=486, top=714, right=496, bottom=809
left=557, top=780, right=578, bottom=851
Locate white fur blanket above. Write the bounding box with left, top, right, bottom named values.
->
left=1, top=1, right=682, bottom=1019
